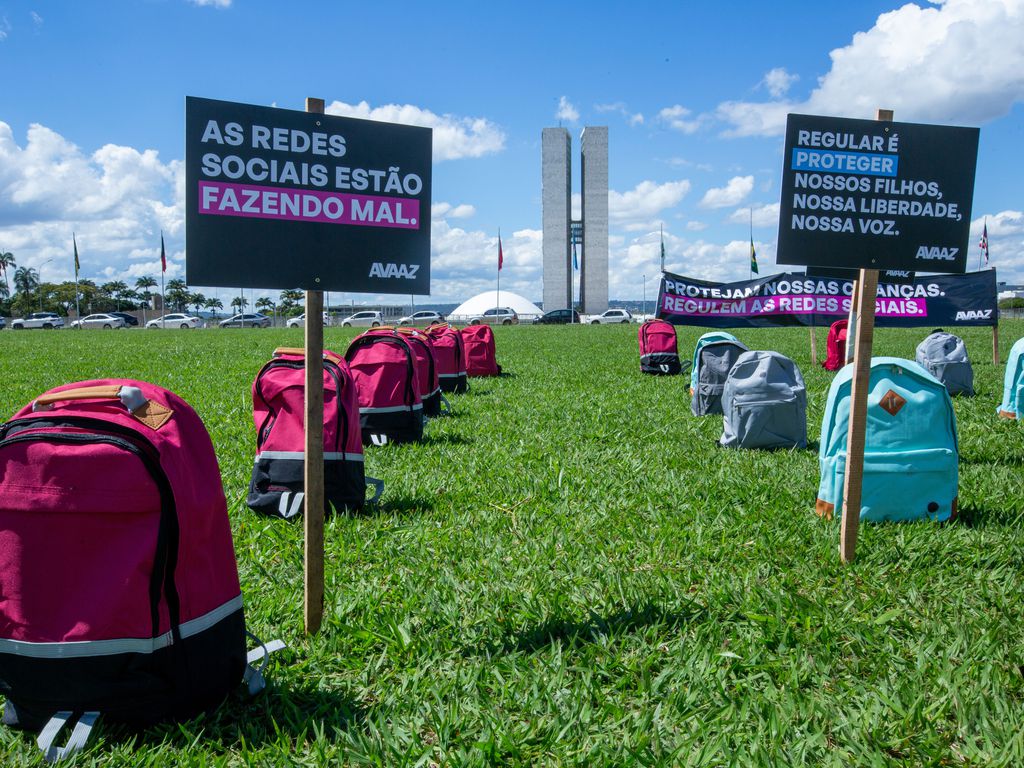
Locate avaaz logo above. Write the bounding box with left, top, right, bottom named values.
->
left=915, top=246, right=959, bottom=261
left=369, top=262, right=419, bottom=279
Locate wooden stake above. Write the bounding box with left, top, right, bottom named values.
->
left=993, top=324, right=1000, bottom=365
left=839, top=268, right=878, bottom=563
left=839, top=107, right=892, bottom=564
left=304, top=96, right=326, bottom=634
left=809, top=325, right=819, bottom=366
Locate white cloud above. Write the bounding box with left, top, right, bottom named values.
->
left=556, top=96, right=579, bottom=123
left=595, top=102, right=644, bottom=125
left=0, top=121, right=180, bottom=284
left=609, top=180, right=691, bottom=227
left=30, top=12, right=43, bottom=27
left=686, top=220, right=708, bottom=231
left=699, top=175, right=754, bottom=209
left=972, top=210, right=1024, bottom=273
left=728, top=202, right=780, bottom=228
left=188, top=0, right=231, bottom=7
left=717, top=0, right=1024, bottom=136
left=0, top=16, right=10, bottom=41
left=325, top=100, right=505, bottom=161
left=431, top=202, right=476, bottom=220
left=761, top=67, right=798, bottom=98
left=658, top=105, right=703, bottom=134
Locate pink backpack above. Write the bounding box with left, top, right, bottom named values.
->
left=460, top=324, right=502, bottom=377
left=396, top=327, right=450, bottom=417
left=345, top=329, right=425, bottom=445
left=425, top=323, right=468, bottom=393
left=0, top=380, right=273, bottom=752
left=248, top=348, right=382, bottom=518
left=639, top=319, right=683, bottom=375
left=823, top=319, right=849, bottom=371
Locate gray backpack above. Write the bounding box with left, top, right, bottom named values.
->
left=915, top=330, right=975, bottom=397
left=691, top=338, right=749, bottom=416
left=720, top=350, right=807, bottom=449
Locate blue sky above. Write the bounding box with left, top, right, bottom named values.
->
left=0, top=0, right=1021, bottom=306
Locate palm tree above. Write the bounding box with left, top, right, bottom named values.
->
left=188, top=292, right=207, bottom=315
left=255, top=296, right=274, bottom=313
left=231, top=295, right=248, bottom=311
left=203, top=296, right=223, bottom=318
left=100, top=281, right=129, bottom=311
left=165, top=279, right=189, bottom=312
left=0, top=251, right=15, bottom=297
left=13, top=266, right=39, bottom=296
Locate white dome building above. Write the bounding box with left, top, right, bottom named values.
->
left=448, top=290, right=543, bottom=322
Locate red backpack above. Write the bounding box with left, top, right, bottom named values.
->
left=0, top=380, right=266, bottom=751
left=638, top=319, right=683, bottom=375
left=248, top=348, right=381, bottom=518
left=424, top=323, right=468, bottom=394
left=345, top=329, right=425, bottom=445
left=396, top=327, right=450, bottom=417
left=823, top=319, right=849, bottom=371
left=460, top=324, right=502, bottom=377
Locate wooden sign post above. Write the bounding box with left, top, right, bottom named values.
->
left=303, top=96, right=326, bottom=634
left=993, top=324, right=1000, bottom=365
left=838, top=108, right=892, bottom=563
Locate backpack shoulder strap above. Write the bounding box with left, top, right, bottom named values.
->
left=37, top=711, right=100, bottom=763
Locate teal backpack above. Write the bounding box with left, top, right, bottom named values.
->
left=817, top=357, right=958, bottom=523
left=689, top=331, right=740, bottom=392
left=997, top=337, right=1024, bottom=419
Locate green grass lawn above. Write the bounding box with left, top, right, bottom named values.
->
left=1, top=322, right=1023, bottom=767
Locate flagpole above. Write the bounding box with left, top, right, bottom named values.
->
left=160, top=231, right=166, bottom=326
left=73, top=233, right=81, bottom=327
left=749, top=208, right=753, bottom=281
left=497, top=228, right=501, bottom=313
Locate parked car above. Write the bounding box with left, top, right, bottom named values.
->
left=109, top=311, right=139, bottom=327
left=590, top=308, right=634, bottom=325
left=398, top=310, right=445, bottom=326
left=0, top=316, right=5, bottom=330
left=147, top=313, right=203, bottom=329
left=536, top=308, right=580, bottom=325
left=70, top=313, right=125, bottom=329
left=219, top=313, right=271, bottom=328
left=339, top=310, right=383, bottom=328
left=286, top=312, right=330, bottom=329
left=10, top=312, right=64, bottom=330
left=468, top=307, right=519, bottom=326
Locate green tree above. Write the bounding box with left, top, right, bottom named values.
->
left=0, top=250, right=15, bottom=297
left=100, top=281, right=129, bottom=311
left=165, top=279, right=189, bottom=312
left=231, top=295, right=249, bottom=311
left=203, top=296, right=223, bottom=317
left=279, top=288, right=303, bottom=315
left=188, top=292, right=207, bottom=315
left=255, top=296, right=275, bottom=314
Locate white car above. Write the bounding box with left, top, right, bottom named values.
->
left=286, top=312, right=330, bottom=328
left=147, top=313, right=202, bottom=329
left=468, top=307, right=519, bottom=326
left=398, top=310, right=445, bottom=326
left=10, top=312, right=64, bottom=330
left=70, top=313, right=124, bottom=329
left=590, top=308, right=634, bottom=325
left=339, top=310, right=383, bottom=327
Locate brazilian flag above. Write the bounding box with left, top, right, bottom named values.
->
left=750, top=237, right=759, bottom=275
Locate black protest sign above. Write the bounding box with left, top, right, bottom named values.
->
left=656, top=269, right=997, bottom=329
left=776, top=114, right=978, bottom=274
left=185, top=97, right=432, bottom=293
left=808, top=267, right=916, bottom=285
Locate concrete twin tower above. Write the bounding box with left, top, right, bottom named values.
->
left=542, top=127, right=609, bottom=314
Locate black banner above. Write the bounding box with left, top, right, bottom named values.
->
left=185, top=96, right=432, bottom=293
left=776, top=114, right=978, bottom=274
left=657, top=269, right=997, bottom=328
